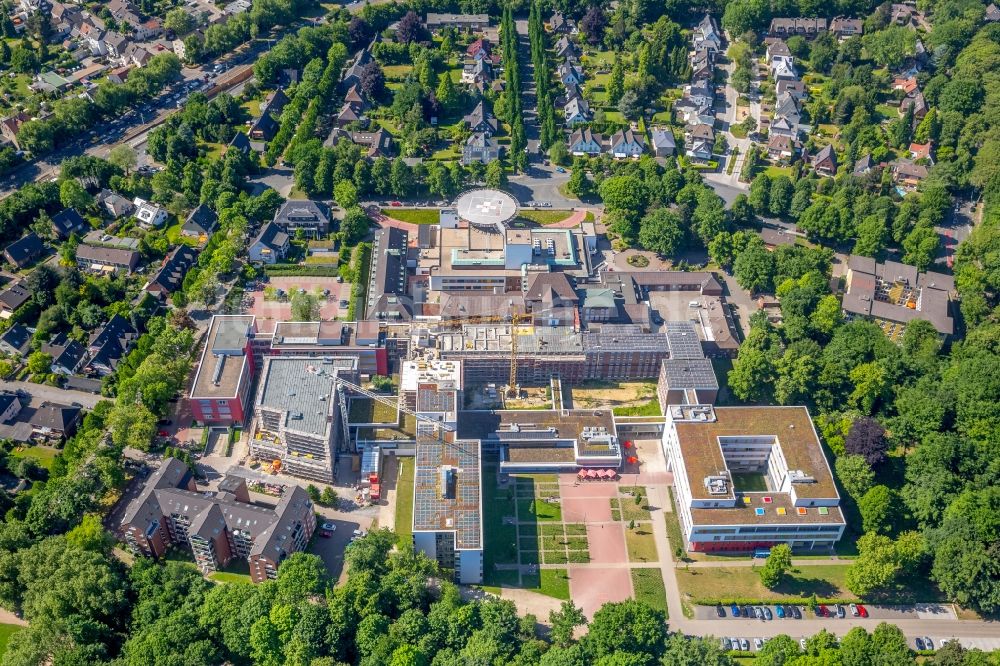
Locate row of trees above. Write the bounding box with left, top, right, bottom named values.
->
left=528, top=0, right=559, bottom=152
left=499, top=6, right=527, bottom=171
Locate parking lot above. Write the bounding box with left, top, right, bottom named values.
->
left=243, top=276, right=352, bottom=323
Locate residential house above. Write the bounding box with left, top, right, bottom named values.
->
left=86, top=314, right=137, bottom=376
left=674, top=95, right=715, bottom=127
left=273, top=200, right=330, bottom=238
left=689, top=48, right=714, bottom=82
left=249, top=110, right=278, bottom=141
left=555, top=35, right=579, bottom=59
left=50, top=209, right=89, bottom=239
left=853, top=154, right=875, bottom=176
left=558, top=61, right=584, bottom=86
left=182, top=204, right=218, bottom=239
left=0, top=282, right=30, bottom=318
left=768, top=17, right=827, bottom=37
left=550, top=10, right=572, bottom=33
left=770, top=115, right=798, bottom=139
left=42, top=334, right=87, bottom=375
left=28, top=401, right=81, bottom=440
left=893, top=76, right=919, bottom=95
left=567, top=128, right=603, bottom=156
left=771, top=57, right=797, bottom=81
left=351, top=128, right=394, bottom=158
left=562, top=81, right=583, bottom=103
left=0, top=113, right=31, bottom=149
left=650, top=128, right=676, bottom=157
left=463, top=100, right=498, bottom=135
left=106, top=66, right=131, bottom=84
left=693, top=13, right=722, bottom=52
left=132, top=197, right=168, bottom=228
left=122, top=43, right=152, bottom=68
left=461, top=132, right=501, bottom=165
left=0, top=392, right=20, bottom=424
left=899, top=92, right=928, bottom=123
left=812, top=144, right=838, bottom=176
left=76, top=244, right=140, bottom=274
left=425, top=13, right=490, bottom=31
left=0, top=323, right=31, bottom=356
left=830, top=17, right=863, bottom=38
left=98, top=189, right=134, bottom=218
left=145, top=245, right=197, bottom=298
left=335, top=102, right=363, bottom=128
left=564, top=97, right=591, bottom=125
left=767, top=134, right=796, bottom=162
left=102, top=32, right=130, bottom=61
left=776, top=78, right=806, bottom=100
left=892, top=159, right=929, bottom=191
left=766, top=39, right=792, bottom=67
left=609, top=129, right=645, bottom=159
left=248, top=222, right=290, bottom=264
left=462, top=59, right=493, bottom=90
left=891, top=3, right=915, bottom=25
left=909, top=141, right=933, bottom=163
left=228, top=132, right=252, bottom=155
left=986, top=3, right=1000, bottom=21
left=3, top=233, right=44, bottom=269
left=339, top=45, right=373, bottom=92
left=466, top=38, right=492, bottom=59
left=686, top=123, right=715, bottom=158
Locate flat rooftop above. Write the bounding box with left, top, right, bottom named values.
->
left=413, top=435, right=482, bottom=550
left=400, top=358, right=463, bottom=392
left=190, top=315, right=254, bottom=399
left=257, top=357, right=354, bottom=437
left=661, top=358, right=718, bottom=389
left=459, top=408, right=617, bottom=443
left=453, top=188, right=518, bottom=229
left=674, top=406, right=837, bottom=501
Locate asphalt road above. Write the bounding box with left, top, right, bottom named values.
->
left=5, top=380, right=103, bottom=409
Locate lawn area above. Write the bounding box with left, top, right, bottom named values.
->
left=382, top=64, right=413, bottom=80
left=517, top=498, right=562, bottom=522
left=395, top=458, right=414, bottom=548
left=483, top=465, right=519, bottom=576
left=676, top=564, right=856, bottom=604
left=625, top=527, right=659, bottom=563
left=242, top=99, right=261, bottom=118
left=732, top=473, right=769, bottom=492
left=348, top=397, right=399, bottom=424
left=0, top=624, right=23, bottom=658
left=664, top=488, right=686, bottom=558
left=730, top=125, right=748, bottom=139
left=764, top=165, right=794, bottom=179
left=518, top=209, right=574, bottom=225
left=430, top=146, right=460, bottom=160
left=386, top=208, right=440, bottom=224
left=603, top=111, right=626, bottom=123
left=202, top=141, right=226, bottom=161
left=632, top=569, right=668, bottom=615
left=612, top=398, right=662, bottom=417
left=209, top=560, right=252, bottom=584
left=11, top=445, right=58, bottom=470
left=522, top=568, right=571, bottom=600
left=613, top=491, right=652, bottom=522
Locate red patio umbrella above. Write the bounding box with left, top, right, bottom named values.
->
left=585, top=469, right=599, bottom=479
left=596, top=469, right=609, bottom=479
left=576, top=469, right=587, bottom=480
left=627, top=456, right=638, bottom=464
left=606, top=469, right=618, bottom=479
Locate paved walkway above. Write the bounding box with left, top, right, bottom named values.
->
left=544, top=208, right=589, bottom=229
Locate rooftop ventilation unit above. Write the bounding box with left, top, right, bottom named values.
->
left=704, top=474, right=729, bottom=495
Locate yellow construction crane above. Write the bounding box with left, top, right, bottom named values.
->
left=434, top=313, right=532, bottom=398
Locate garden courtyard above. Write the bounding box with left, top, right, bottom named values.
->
left=481, top=467, right=668, bottom=618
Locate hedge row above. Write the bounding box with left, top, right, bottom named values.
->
left=263, top=264, right=342, bottom=277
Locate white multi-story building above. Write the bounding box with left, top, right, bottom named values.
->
left=662, top=405, right=845, bottom=554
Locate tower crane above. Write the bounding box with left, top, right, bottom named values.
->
left=433, top=313, right=532, bottom=399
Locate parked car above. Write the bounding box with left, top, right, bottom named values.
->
left=775, top=605, right=785, bottom=619
left=850, top=603, right=859, bottom=617
left=800, top=638, right=808, bottom=650
left=915, top=637, right=926, bottom=651
left=319, top=522, right=336, bottom=537
left=836, top=605, right=846, bottom=618
left=816, top=605, right=829, bottom=617
left=730, top=604, right=740, bottom=617
left=763, top=607, right=773, bottom=621
left=742, top=605, right=752, bottom=618
left=721, top=638, right=731, bottom=650
left=754, top=607, right=763, bottom=620
left=739, top=638, right=749, bottom=651
left=730, top=636, right=740, bottom=651
left=791, top=606, right=802, bottom=619
left=924, top=637, right=932, bottom=650
left=857, top=604, right=868, bottom=618
left=753, top=638, right=764, bottom=650
left=716, top=606, right=726, bottom=618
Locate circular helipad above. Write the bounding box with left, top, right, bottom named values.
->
left=453, top=188, right=519, bottom=231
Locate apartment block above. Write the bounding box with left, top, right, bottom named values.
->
left=189, top=315, right=256, bottom=426
left=122, top=458, right=316, bottom=582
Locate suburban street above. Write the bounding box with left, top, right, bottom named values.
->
left=4, top=381, right=103, bottom=409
